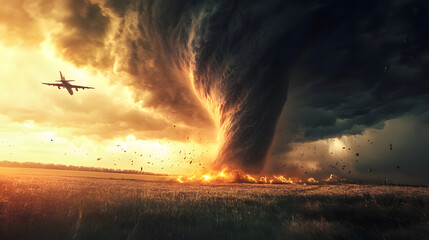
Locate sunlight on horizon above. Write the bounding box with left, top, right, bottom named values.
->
left=0, top=41, right=218, bottom=175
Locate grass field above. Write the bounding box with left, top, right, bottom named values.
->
left=1, top=167, right=428, bottom=240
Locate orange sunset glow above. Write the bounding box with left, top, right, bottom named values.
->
left=0, top=0, right=220, bottom=176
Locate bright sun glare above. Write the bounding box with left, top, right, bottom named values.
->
left=0, top=40, right=219, bottom=175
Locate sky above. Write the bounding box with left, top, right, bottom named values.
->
left=0, top=0, right=219, bottom=176
left=0, top=0, right=428, bottom=184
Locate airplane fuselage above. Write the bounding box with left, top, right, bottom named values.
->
left=60, top=80, right=74, bottom=95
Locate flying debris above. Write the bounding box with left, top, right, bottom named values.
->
left=390, top=144, right=393, bottom=150
left=384, top=64, right=390, bottom=73
left=42, top=71, right=94, bottom=95
left=97, top=158, right=101, bottom=161
left=355, top=153, right=360, bottom=156
left=397, top=165, right=400, bottom=169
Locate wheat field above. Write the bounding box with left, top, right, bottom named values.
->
left=0, top=167, right=428, bottom=240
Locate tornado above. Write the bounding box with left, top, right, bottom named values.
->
left=111, top=0, right=429, bottom=173
left=190, top=3, right=296, bottom=172
left=188, top=1, right=319, bottom=172
left=112, top=0, right=315, bottom=173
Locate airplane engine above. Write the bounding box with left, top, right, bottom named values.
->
left=76, top=88, right=78, bottom=91
left=58, top=86, right=61, bottom=89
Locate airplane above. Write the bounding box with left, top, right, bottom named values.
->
left=42, top=71, right=94, bottom=95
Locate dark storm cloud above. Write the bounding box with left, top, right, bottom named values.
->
left=106, top=0, right=429, bottom=172
left=12, top=0, right=427, bottom=172
left=270, top=0, right=429, bottom=152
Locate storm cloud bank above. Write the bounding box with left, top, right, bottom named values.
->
left=116, top=0, right=429, bottom=172
left=6, top=0, right=428, bottom=173
left=271, top=0, right=429, bottom=148
left=109, top=0, right=429, bottom=172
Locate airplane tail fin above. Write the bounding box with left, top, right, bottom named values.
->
left=60, top=71, right=65, bottom=80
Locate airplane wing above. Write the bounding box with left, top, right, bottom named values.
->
left=42, top=83, right=64, bottom=87
left=70, top=84, right=94, bottom=90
